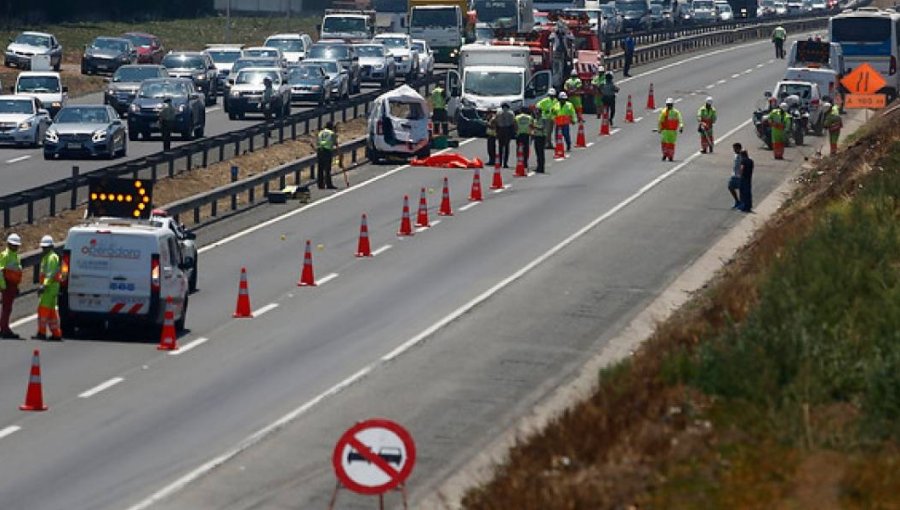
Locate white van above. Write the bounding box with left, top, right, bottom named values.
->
left=15, top=71, right=67, bottom=117
left=366, top=85, right=431, bottom=162
left=787, top=40, right=844, bottom=75
left=59, top=219, right=192, bottom=336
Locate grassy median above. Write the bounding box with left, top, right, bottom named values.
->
left=462, top=109, right=900, bottom=508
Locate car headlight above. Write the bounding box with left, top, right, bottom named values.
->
left=374, top=63, right=384, bottom=69
left=106, top=88, right=115, bottom=96
left=401, top=55, right=409, bottom=61
left=230, top=90, right=240, bottom=97
left=129, top=103, right=140, bottom=113
left=51, top=102, right=61, bottom=109
left=197, top=74, right=207, bottom=80
left=92, top=130, right=108, bottom=142
left=178, top=104, right=187, bottom=113
left=45, top=130, right=58, bottom=143
left=17, top=121, right=32, bottom=131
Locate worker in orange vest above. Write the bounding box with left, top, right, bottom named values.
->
left=657, top=97, right=683, bottom=161
left=34, top=235, right=62, bottom=341
left=0, top=233, right=23, bottom=339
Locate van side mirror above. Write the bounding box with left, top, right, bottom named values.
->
left=185, top=231, right=196, bottom=240
left=62, top=86, right=69, bottom=93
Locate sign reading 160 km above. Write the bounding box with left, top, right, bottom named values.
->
left=332, top=418, right=416, bottom=495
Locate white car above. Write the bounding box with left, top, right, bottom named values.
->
left=15, top=71, right=68, bottom=117
left=264, top=33, right=313, bottom=63
left=242, top=46, right=286, bottom=67
left=366, top=85, right=431, bottom=162
left=715, top=2, right=733, bottom=20
left=204, top=44, right=244, bottom=93
left=0, top=95, right=51, bottom=147
left=4, top=31, right=62, bottom=71
left=373, top=33, right=420, bottom=80
left=412, top=39, right=434, bottom=78
left=774, top=1, right=788, bottom=14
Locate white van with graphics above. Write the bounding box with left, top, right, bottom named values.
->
left=60, top=219, right=192, bottom=336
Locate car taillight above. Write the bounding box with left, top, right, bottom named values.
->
left=428, top=121, right=433, bottom=133
left=811, top=98, right=819, bottom=107
left=60, top=250, right=70, bottom=287
left=828, top=82, right=834, bottom=94
left=151, top=254, right=160, bottom=294
left=891, top=56, right=897, bottom=75
left=376, top=120, right=382, bottom=135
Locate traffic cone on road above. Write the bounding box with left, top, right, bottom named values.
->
left=625, top=95, right=635, bottom=123
left=157, top=296, right=179, bottom=351
left=356, top=214, right=372, bottom=257
left=19, top=349, right=47, bottom=411
left=490, top=160, right=504, bottom=190
left=553, top=128, right=565, bottom=159
left=297, top=240, right=317, bottom=286
left=646, top=83, right=656, bottom=110
left=599, top=108, right=610, bottom=136
left=438, top=177, right=453, bottom=216
left=397, top=195, right=414, bottom=236
left=575, top=121, right=587, bottom=148
left=415, top=187, right=430, bottom=228
left=232, top=267, right=253, bottom=318
left=469, top=169, right=483, bottom=202
left=514, top=141, right=527, bottom=177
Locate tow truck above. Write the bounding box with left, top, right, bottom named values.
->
left=552, top=12, right=604, bottom=114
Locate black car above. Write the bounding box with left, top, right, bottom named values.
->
left=223, top=57, right=280, bottom=112
left=160, top=51, right=217, bottom=106
left=127, top=78, right=206, bottom=141
left=287, top=64, right=331, bottom=104
left=82, top=37, right=137, bottom=75
left=104, top=64, right=169, bottom=116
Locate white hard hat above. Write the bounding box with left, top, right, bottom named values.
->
left=598, top=65, right=605, bottom=72
left=6, top=233, right=21, bottom=246
left=705, top=96, right=713, bottom=104
left=548, top=87, right=557, bottom=96
left=558, top=91, right=568, bottom=99
left=780, top=102, right=788, bottom=109
left=570, top=69, right=578, bottom=76
left=665, top=97, right=674, bottom=104
left=39, top=235, right=54, bottom=248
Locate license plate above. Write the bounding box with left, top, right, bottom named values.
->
left=150, top=121, right=159, bottom=129
left=76, top=296, right=104, bottom=309
left=66, top=142, right=81, bottom=149
left=97, top=64, right=108, bottom=70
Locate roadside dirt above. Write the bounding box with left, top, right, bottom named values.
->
left=0, top=64, right=105, bottom=99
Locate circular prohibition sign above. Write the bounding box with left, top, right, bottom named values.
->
left=332, top=418, right=417, bottom=495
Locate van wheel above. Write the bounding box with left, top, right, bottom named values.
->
left=175, top=296, right=188, bottom=332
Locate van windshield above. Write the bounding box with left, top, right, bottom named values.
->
left=322, top=17, right=368, bottom=33
left=266, top=39, right=304, bottom=52
left=411, top=8, right=458, bottom=27
left=17, top=76, right=61, bottom=93
left=463, top=70, right=523, bottom=96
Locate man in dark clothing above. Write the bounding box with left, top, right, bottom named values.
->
left=600, top=72, right=619, bottom=124
left=739, top=149, right=754, bottom=212
left=623, top=34, right=636, bottom=77
left=494, top=103, right=516, bottom=168
left=159, top=97, right=175, bottom=152
left=729, top=143, right=743, bottom=209
left=531, top=109, right=546, bottom=173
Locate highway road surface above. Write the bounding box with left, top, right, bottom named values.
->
left=0, top=34, right=817, bottom=510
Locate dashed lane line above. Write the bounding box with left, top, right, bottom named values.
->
left=169, top=337, right=210, bottom=356
left=5, top=155, right=31, bottom=164
left=0, top=426, right=21, bottom=440
left=316, top=273, right=339, bottom=286
left=371, top=244, right=392, bottom=256
left=252, top=303, right=279, bottom=317
left=78, top=377, right=124, bottom=398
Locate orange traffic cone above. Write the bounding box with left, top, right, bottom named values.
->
left=233, top=267, right=253, bottom=318
left=625, top=95, right=635, bottom=123
left=514, top=141, right=527, bottom=177
left=157, top=296, right=179, bottom=351
left=646, top=83, right=656, bottom=110
left=553, top=127, right=565, bottom=159
left=469, top=169, right=483, bottom=202
left=575, top=121, right=587, bottom=148
left=599, top=108, right=610, bottom=136
left=19, top=349, right=47, bottom=411
left=415, top=187, right=430, bottom=228
left=438, top=177, right=453, bottom=216
left=490, top=160, right=504, bottom=190
left=397, top=195, right=414, bottom=236
left=297, top=240, right=317, bottom=286
left=356, top=213, right=372, bottom=257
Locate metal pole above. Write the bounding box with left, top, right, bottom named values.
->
left=225, top=0, right=231, bottom=44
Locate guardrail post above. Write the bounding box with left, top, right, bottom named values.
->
left=234, top=136, right=240, bottom=157
left=26, top=197, right=33, bottom=224
left=279, top=174, right=286, bottom=189
left=342, top=106, right=347, bottom=123
left=193, top=206, right=200, bottom=225
left=291, top=117, right=297, bottom=140
left=248, top=186, right=255, bottom=204
left=168, top=155, right=176, bottom=178
left=231, top=165, right=239, bottom=210
left=211, top=199, right=217, bottom=218
left=70, top=166, right=79, bottom=210
left=263, top=126, right=270, bottom=148
left=353, top=103, right=358, bottom=118
left=202, top=143, right=209, bottom=168
left=2, top=202, right=8, bottom=228
left=249, top=130, right=255, bottom=152
left=329, top=109, right=335, bottom=126
left=263, top=179, right=269, bottom=196
left=278, top=120, right=284, bottom=144
left=294, top=166, right=300, bottom=184
left=219, top=139, right=226, bottom=161
left=305, top=117, right=310, bottom=135
left=309, top=162, right=315, bottom=180
left=49, top=189, right=56, bottom=217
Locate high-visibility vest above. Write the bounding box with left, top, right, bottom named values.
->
left=318, top=129, right=336, bottom=150
left=515, top=113, right=532, bottom=135
left=591, top=74, right=606, bottom=89
left=772, top=27, right=786, bottom=41
left=768, top=109, right=786, bottom=129
left=697, top=106, right=716, bottom=125
left=536, top=97, right=557, bottom=120
left=431, top=87, right=446, bottom=110
left=40, top=251, right=61, bottom=286
left=486, top=117, right=497, bottom=137
left=0, top=247, right=22, bottom=288
left=658, top=108, right=682, bottom=131
left=555, top=101, right=576, bottom=126
left=564, top=77, right=582, bottom=94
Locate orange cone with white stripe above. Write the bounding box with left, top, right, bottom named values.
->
left=356, top=214, right=372, bottom=257
left=298, top=240, right=317, bottom=286
left=157, top=296, right=179, bottom=351
left=646, top=83, right=656, bottom=110
left=575, top=121, right=587, bottom=148
left=554, top=127, right=565, bottom=159
left=438, top=177, right=453, bottom=216
left=469, top=169, right=483, bottom=202
left=599, top=108, right=610, bottom=136
left=233, top=267, right=253, bottom=318
left=19, top=349, right=47, bottom=411
left=415, top=187, right=430, bottom=228
left=515, top=141, right=527, bottom=177
left=397, top=195, right=414, bottom=236
left=625, top=95, right=635, bottom=123
left=490, top=160, right=504, bottom=190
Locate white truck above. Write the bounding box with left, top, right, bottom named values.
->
left=446, top=44, right=551, bottom=137
left=319, top=10, right=377, bottom=41
left=472, top=0, right=535, bottom=33
left=408, top=1, right=468, bottom=64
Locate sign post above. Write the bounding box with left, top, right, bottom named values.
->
left=841, top=63, right=888, bottom=111
left=330, top=418, right=416, bottom=509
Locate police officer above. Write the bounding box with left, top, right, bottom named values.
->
left=514, top=107, right=532, bottom=168
left=495, top=103, right=516, bottom=167
left=317, top=122, right=338, bottom=190
left=0, top=233, right=23, bottom=339
left=159, top=97, right=175, bottom=151
left=485, top=110, right=498, bottom=167
left=430, top=85, right=448, bottom=136
left=531, top=109, right=546, bottom=174
left=34, top=235, right=62, bottom=341
left=262, top=76, right=274, bottom=121
left=772, top=25, right=787, bottom=59
left=536, top=88, right=558, bottom=149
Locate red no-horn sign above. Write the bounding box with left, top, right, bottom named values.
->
left=332, top=418, right=417, bottom=495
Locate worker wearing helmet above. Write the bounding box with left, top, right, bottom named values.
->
left=822, top=102, right=842, bottom=156
left=0, top=233, right=23, bottom=339
left=657, top=97, right=683, bottom=162
left=555, top=92, right=577, bottom=153
left=262, top=76, right=274, bottom=121
left=768, top=102, right=788, bottom=159
left=591, top=66, right=607, bottom=118
left=536, top=88, right=559, bottom=150
left=564, top=69, right=583, bottom=121
left=34, top=235, right=62, bottom=341
left=697, top=96, right=717, bottom=154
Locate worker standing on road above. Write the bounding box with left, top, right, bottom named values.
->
left=591, top=66, right=606, bottom=118
left=531, top=109, right=546, bottom=173
left=768, top=103, right=788, bottom=160
left=729, top=143, right=743, bottom=209
left=623, top=32, right=636, bottom=77
left=515, top=107, right=533, bottom=169
left=697, top=96, right=717, bottom=154
left=564, top=69, right=583, bottom=121
left=657, top=98, right=683, bottom=161
left=556, top=92, right=577, bottom=153
left=495, top=103, right=516, bottom=168
left=34, top=236, right=62, bottom=341
left=536, top=88, right=558, bottom=149
left=600, top=72, right=619, bottom=125
left=262, top=76, right=274, bottom=121
left=823, top=103, right=842, bottom=156
left=159, top=97, right=175, bottom=152
left=430, top=85, right=448, bottom=136
left=485, top=110, right=498, bottom=167
left=317, top=122, right=338, bottom=189
left=0, top=233, right=23, bottom=339
left=772, top=25, right=787, bottom=59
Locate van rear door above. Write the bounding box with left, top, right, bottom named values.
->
left=66, top=231, right=154, bottom=316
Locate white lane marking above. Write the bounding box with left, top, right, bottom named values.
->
left=634, top=116, right=643, bottom=122
left=610, top=128, right=621, bottom=135
left=459, top=202, right=480, bottom=211
left=706, top=84, right=716, bottom=89
left=78, top=377, right=124, bottom=399
left=0, top=426, right=21, bottom=440
left=316, top=273, right=339, bottom=286
left=619, top=37, right=771, bottom=84
left=125, top=116, right=757, bottom=510
left=767, top=58, right=775, bottom=63
left=756, top=63, right=765, bottom=68
left=673, top=98, right=683, bottom=103
left=586, top=142, right=594, bottom=147
left=717, top=79, right=727, bottom=84
left=10, top=314, right=36, bottom=326
left=206, top=107, right=220, bottom=113
left=744, top=69, right=754, bottom=74
left=731, top=73, right=741, bottom=79
left=430, top=219, right=441, bottom=227
left=169, top=337, right=210, bottom=356
left=5, top=155, right=31, bottom=164
left=252, top=303, right=279, bottom=317
left=371, top=244, right=392, bottom=256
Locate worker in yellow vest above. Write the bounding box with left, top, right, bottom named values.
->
left=0, top=233, right=23, bottom=339
left=34, top=235, right=62, bottom=341
left=514, top=107, right=533, bottom=168
left=555, top=92, right=577, bottom=153
left=430, top=85, right=448, bottom=136
left=535, top=88, right=559, bottom=149
left=564, top=69, right=583, bottom=120
left=317, top=122, right=338, bottom=189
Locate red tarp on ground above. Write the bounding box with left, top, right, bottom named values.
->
left=410, top=153, right=484, bottom=168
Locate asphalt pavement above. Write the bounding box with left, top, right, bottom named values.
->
left=0, top=35, right=822, bottom=510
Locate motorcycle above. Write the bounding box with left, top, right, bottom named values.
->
left=753, top=102, right=806, bottom=149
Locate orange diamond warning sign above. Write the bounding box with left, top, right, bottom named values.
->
left=841, top=63, right=887, bottom=95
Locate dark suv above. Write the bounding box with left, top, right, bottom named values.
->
left=104, top=64, right=169, bottom=116
left=82, top=37, right=137, bottom=75
left=127, top=78, right=206, bottom=141
left=160, top=51, right=217, bottom=106
left=308, top=42, right=361, bottom=94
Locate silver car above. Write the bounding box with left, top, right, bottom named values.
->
left=354, top=43, right=396, bottom=88
left=44, top=105, right=128, bottom=160
left=412, top=40, right=434, bottom=78
left=0, top=95, right=51, bottom=147
left=303, top=58, right=350, bottom=100
left=4, top=31, right=62, bottom=71
left=104, top=64, right=169, bottom=116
